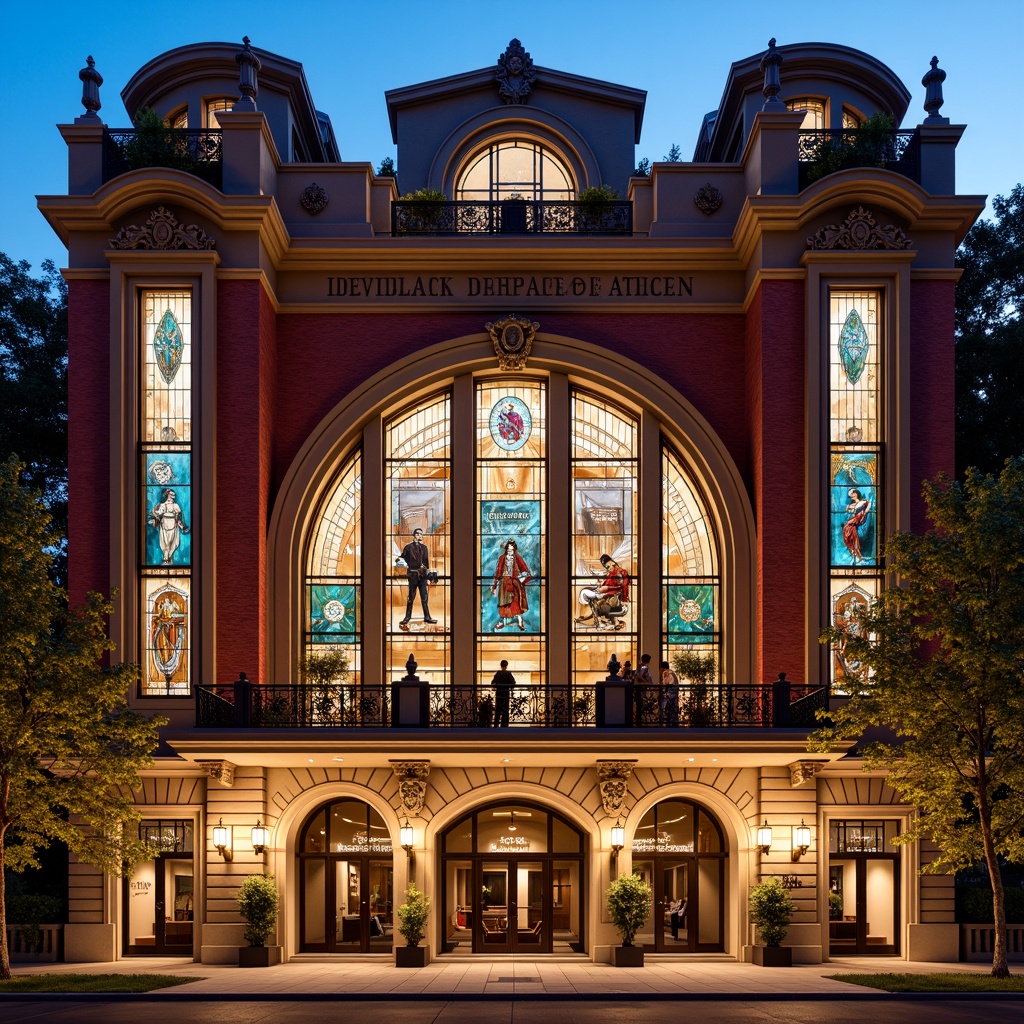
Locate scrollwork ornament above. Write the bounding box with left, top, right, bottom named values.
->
left=300, top=183, right=329, bottom=215
left=694, top=183, right=723, bottom=216
left=596, top=760, right=637, bottom=816
left=807, top=206, right=912, bottom=251
left=486, top=315, right=539, bottom=371
left=496, top=39, right=537, bottom=104
left=108, top=206, right=215, bottom=250
left=389, top=760, right=431, bottom=815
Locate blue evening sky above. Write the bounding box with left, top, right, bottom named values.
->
left=3, top=0, right=1021, bottom=273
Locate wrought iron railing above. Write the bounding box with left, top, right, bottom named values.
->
left=797, top=128, right=919, bottom=189
left=103, top=128, right=223, bottom=188
left=195, top=677, right=826, bottom=729
left=391, top=199, right=633, bottom=236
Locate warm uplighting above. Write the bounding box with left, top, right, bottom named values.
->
left=213, top=818, right=232, bottom=860
left=792, top=820, right=811, bottom=860
left=756, top=820, right=773, bottom=854
left=610, top=819, right=625, bottom=853
left=251, top=819, right=270, bottom=855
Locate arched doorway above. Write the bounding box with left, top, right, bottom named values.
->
left=631, top=798, right=727, bottom=952
left=297, top=798, right=395, bottom=953
left=439, top=800, right=585, bottom=954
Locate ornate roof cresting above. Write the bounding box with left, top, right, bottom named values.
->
left=496, top=39, right=537, bottom=104
left=807, top=206, right=912, bottom=251
left=108, top=207, right=216, bottom=251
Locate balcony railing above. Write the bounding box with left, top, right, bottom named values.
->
left=798, top=127, right=919, bottom=189
left=195, top=677, right=826, bottom=730
left=103, top=128, right=223, bottom=188
left=391, top=199, right=633, bottom=237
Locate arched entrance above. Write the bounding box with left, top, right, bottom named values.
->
left=297, top=798, right=395, bottom=952
left=631, top=798, right=727, bottom=952
left=439, top=800, right=585, bottom=954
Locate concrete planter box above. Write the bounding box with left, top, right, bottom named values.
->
left=612, top=944, right=645, bottom=967
left=752, top=945, right=792, bottom=967
left=395, top=944, right=430, bottom=967
left=238, top=945, right=282, bottom=967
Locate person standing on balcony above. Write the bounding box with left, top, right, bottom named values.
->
left=398, top=528, right=437, bottom=627
left=491, top=659, right=516, bottom=727
left=635, top=653, right=653, bottom=725
left=661, top=661, right=680, bottom=726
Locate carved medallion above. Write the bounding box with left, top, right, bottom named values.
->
left=488, top=395, right=533, bottom=452
left=300, top=183, right=329, bottom=215
left=496, top=39, right=537, bottom=104
left=153, top=310, right=184, bottom=385
left=486, top=315, right=539, bottom=371
left=807, top=206, right=912, bottom=251
left=390, top=760, right=431, bottom=815
left=109, top=206, right=215, bottom=250
left=838, top=309, right=870, bottom=384
left=694, top=183, right=723, bottom=216
left=596, top=760, right=637, bottom=816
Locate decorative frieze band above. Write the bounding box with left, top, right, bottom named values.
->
left=807, top=206, right=911, bottom=251
left=108, top=206, right=216, bottom=251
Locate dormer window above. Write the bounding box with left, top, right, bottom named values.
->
left=456, top=140, right=575, bottom=202
left=786, top=97, right=825, bottom=130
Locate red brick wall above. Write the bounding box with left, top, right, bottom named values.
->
left=67, top=279, right=110, bottom=607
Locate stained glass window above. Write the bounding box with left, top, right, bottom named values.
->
left=140, top=290, right=192, bottom=696
left=828, top=290, right=883, bottom=690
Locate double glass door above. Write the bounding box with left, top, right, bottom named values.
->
left=301, top=855, right=394, bottom=952
left=475, top=859, right=548, bottom=952
left=124, top=854, right=194, bottom=954
left=633, top=854, right=725, bottom=952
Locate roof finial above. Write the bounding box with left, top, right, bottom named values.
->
left=760, top=38, right=786, bottom=111
left=922, top=56, right=948, bottom=124
left=77, top=55, right=103, bottom=123
left=233, top=36, right=262, bottom=112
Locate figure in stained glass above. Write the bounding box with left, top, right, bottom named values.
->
left=575, top=553, right=630, bottom=630
left=149, top=585, right=188, bottom=685
left=490, top=538, right=533, bottom=630
left=396, top=528, right=437, bottom=627
left=488, top=395, right=532, bottom=452
left=841, top=489, right=872, bottom=563
left=832, top=585, right=871, bottom=681
left=150, top=487, right=190, bottom=565
left=830, top=454, right=877, bottom=566
left=153, top=309, right=184, bottom=384
left=838, top=308, right=869, bottom=384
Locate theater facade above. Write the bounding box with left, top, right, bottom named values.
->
left=39, top=37, right=982, bottom=965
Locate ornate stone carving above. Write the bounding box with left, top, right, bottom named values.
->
left=300, top=183, right=329, bottom=215
left=807, top=207, right=912, bottom=251
left=789, top=759, right=828, bottom=787
left=108, top=206, right=216, bottom=251
left=196, top=759, right=236, bottom=787
left=596, top=760, right=637, bottom=816
left=234, top=36, right=261, bottom=112
left=496, top=39, right=537, bottom=104
left=922, top=56, right=947, bottom=123
left=694, top=183, right=723, bottom=216
left=760, top=38, right=785, bottom=111
left=390, top=760, right=431, bottom=815
left=486, top=314, right=539, bottom=371
left=78, top=56, right=103, bottom=121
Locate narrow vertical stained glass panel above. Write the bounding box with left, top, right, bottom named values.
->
left=571, top=392, right=637, bottom=688
left=143, top=292, right=192, bottom=443
left=663, top=447, right=720, bottom=656
left=306, top=451, right=362, bottom=682
left=477, top=380, right=546, bottom=690
left=829, top=292, right=879, bottom=444
left=385, top=395, right=450, bottom=688
left=830, top=452, right=879, bottom=567
left=143, top=576, right=190, bottom=695
left=830, top=578, right=879, bottom=685
left=143, top=451, right=191, bottom=567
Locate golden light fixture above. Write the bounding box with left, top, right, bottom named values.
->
left=756, top=820, right=773, bottom=854
left=212, top=818, right=232, bottom=860
left=251, top=819, right=270, bottom=855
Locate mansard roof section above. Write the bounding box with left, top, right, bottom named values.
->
left=121, top=41, right=340, bottom=163
left=698, top=41, right=912, bottom=162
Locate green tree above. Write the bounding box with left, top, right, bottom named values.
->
left=663, top=143, right=682, bottom=162
left=956, top=184, right=1024, bottom=478
left=0, top=457, right=164, bottom=978
left=0, top=254, right=67, bottom=583
left=813, top=459, right=1024, bottom=977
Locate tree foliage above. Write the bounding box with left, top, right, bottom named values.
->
left=813, top=459, right=1024, bottom=976
left=956, top=184, right=1024, bottom=478
left=236, top=874, right=279, bottom=947
left=663, top=143, right=682, bottom=162
left=0, top=254, right=67, bottom=583
left=748, top=877, right=794, bottom=947
left=0, top=458, right=163, bottom=978
left=606, top=871, right=652, bottom=946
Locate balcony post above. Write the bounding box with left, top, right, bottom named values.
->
left=596, top=654, right=631, bottom=727
left=392, top=654, right=429, bottom=727
left=232, top=671, right=253, bottom=728
left=772, top=671, right=791, bottom=727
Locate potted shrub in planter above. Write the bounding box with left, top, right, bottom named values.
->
left=606, top=871, right=652, bottom=966
left=237, top=873, right=281, bottom=967
left=577, top=184, right=620, bottom=234
left=749, top=877, right=794, bottom=966
left=674, top=650, right=718, bottom=727
left=396, top=881, right=431, bottom=967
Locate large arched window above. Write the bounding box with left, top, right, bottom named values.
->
left=456, top=139, right=575, bottom=202
left=304, top=371, right=721, bottom=702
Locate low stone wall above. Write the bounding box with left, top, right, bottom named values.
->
left=6, top=923, right=64, bottom=962
left=960, top=924, right=1024, bottom=962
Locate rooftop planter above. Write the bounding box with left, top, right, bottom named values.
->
left=103, top=108, right=223, bottom=188
left=391, top=198, right=632, bottom=236
left=798, top=115, right=919, bottom=188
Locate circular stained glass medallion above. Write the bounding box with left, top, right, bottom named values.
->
left=489, top=396, right=532, bottom=452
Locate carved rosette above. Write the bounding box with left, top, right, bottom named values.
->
left=496, top=39, right=537, bottom=104
left=196, top=759, right=236, bottom=787
left=789, top=759, right=828, bottom=787
left=694, top=183, right=723, bottom=216
left=486, top=315, right=539, bottom=371
left=807, top=207, right=912, bottom=251
left=300, top=183, right=329, bottom=215
left=596, top=760, right=637, bottom=816
left=108, top=206, right=216, bottom=251
left=390, top=760, right=431, bottom=815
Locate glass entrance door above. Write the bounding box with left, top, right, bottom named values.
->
left=125, top=855, right=193, bottom=954
left=322, top=856, right=393, bottom=953
left=475, top=860, right=549, bottom=952
left=828, top=857, right=898, bottom=955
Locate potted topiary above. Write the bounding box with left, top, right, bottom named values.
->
left=237, top=873, right=281, bottom=967
left=749, top=877, right=794, bottom=966
left=395, top=881, right=431, bottom=967
left=606, top=871, right=652, bottom=966
left=828, top=890, right=844, bottom=921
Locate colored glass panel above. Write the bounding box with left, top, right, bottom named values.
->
left=143, top=292, right=192, bottom=443
left=143, top=577, right=190, bottom=695
left=144, top=451, right=191, bottom=566
left=830, top=453, right=878, bottom=566
left=665, top=584, right=717, bottom=643
left=308, top=583, right=359, bottom=642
